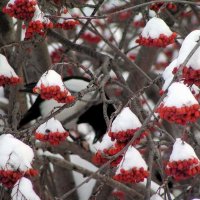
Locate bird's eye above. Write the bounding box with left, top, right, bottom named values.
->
left=45, top=129, right=51, bottom=133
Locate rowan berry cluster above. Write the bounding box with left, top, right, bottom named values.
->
left=35, top=131, right=69, bottom=145
left=0, top=75, right=21, bottom=86
left=92, top=142, right=125, bottom=167
left=3, top=0, right=37, bottom=21
left=25, top=20, right=53, bottom=39
left=33, top=84, right=75, bottom=103
left=108, top=128, right=148, bottom=145
left=181, top=66, right=200, bottom=86
left=156, top=104, right=200, bottom=125
left=136, top=33, right=177, bottom=47
left=0, top=168, right=37, bottom=188
left=166, top=158, right=200, bottom=181
left=113, top=167, right=149, bottom=183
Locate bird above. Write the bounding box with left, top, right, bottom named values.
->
left=19, top=76, right=115, bottom=143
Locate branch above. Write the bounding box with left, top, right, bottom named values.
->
left=39, top=154, right=144, bottom=200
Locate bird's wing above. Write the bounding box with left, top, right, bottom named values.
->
left=18, top=96, right=42, bottom=128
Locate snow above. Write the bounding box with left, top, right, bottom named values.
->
left=65, top=78, right=90, bottom=92
left=36, top=117, right=66, bottom=134
left=116, top=146, right=147, bottom=174
left=111, top=107, right=141, bottom=132
left=157, top=52, right=168, bottom=63
left=48, top=43, right=62, bottom=54
left=141, top=17, right=173, bottom=39
left=70, top=155, right=97, bottom=200
left=97, top=133, right=114, bottom=151
left=163, top=82, right=198, bottom=108
left=32, top=5, right=51, bottom=24
left=11, top=177, right=40, bottom=200
left=177, top=30, right=200, bottom=69
left=162, top=59, right=177, bottom=91
left=150, top=194, right=164, bottom=200
left=0, top=134, right=34, bottom=171
left=57, top=12, right=76, bottom=24
left=36, top=149, right=64, bottom=160
left=0, top=54, right=19, bottom=78
left=36, top=70, right=66, bottom=92
left=169, top=138, right=199, bottom=161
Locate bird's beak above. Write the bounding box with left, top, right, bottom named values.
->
left=93, top=137, right=99, bottom=144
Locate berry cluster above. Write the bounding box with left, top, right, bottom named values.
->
left=165, top=158, right=200, bottom=181
left=25, top=20, right=53, bottom=39
left=108, top=128, right=148, bottom=145
left=0, top=75, right=21, bottom=86
left=136, top=33, right=177, bottom=48
left=0, top=170, right=23, bottom=188
left=55, top=20, right=79, bottom=30
left=92, top=143, right=125, bottom=167
left=181, top=66, right=200, bottom=86
left=33, top=84, right=75, bottom=103
left=150, top=2, right=177, bottom=12
left=35, top=131, right=69, bottom=145
left=81, top=33, right=101, bottom=44
left=156, top=104, right=200, bottom=125
left=113, top=167, right=149, bottom=183
left=3, top=0, right=37, bottom=21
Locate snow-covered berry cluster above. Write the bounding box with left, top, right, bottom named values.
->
left=81, top=32, right=102, bottom=44
left=24, top=6, right=53, bottom=39
left=165, top=139, right=200, bottom=181
left=35, top=118, right=69, bottom=145
left=0, top=54, right=21, bottom=86
left=156, top=103, right=200, bottom=125
left=109, top=128, right=148, bottom=145
left=113, top=146, right=149, bottom=183
left=108, top=107, right=147, bottom=145
left=136, top=33, right=177, bottom=48
left=136, top=17, right=177, bottom=48
left=156, top=82, right=200, bottom=125
left=33, top=70, right=75, bottom=103
left=92, top=141, right=125, bottom=167
left=113, top=166, right=149, bottom=183
left=3, top=0, right=37, bottom=21
left=0, top=134, right=36, bottom=188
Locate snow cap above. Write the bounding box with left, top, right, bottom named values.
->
left=36, top=70, right=66, bottom=92
left=36, top=117, right=66, bottom=134
left=141, top=17, right=173, bottom=39
left=169, top=138, right=199, bottom=161
left=111, top=107, right=141, bottom=132
left=116, top=146, right=147, bottom=174
left=0, top=54, right=19, bottom=78
left=177, top=30, right=200, bottom=70
left=0, top=134, right=34, bottom=171
left=163, top=82, right=198, bottom=108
